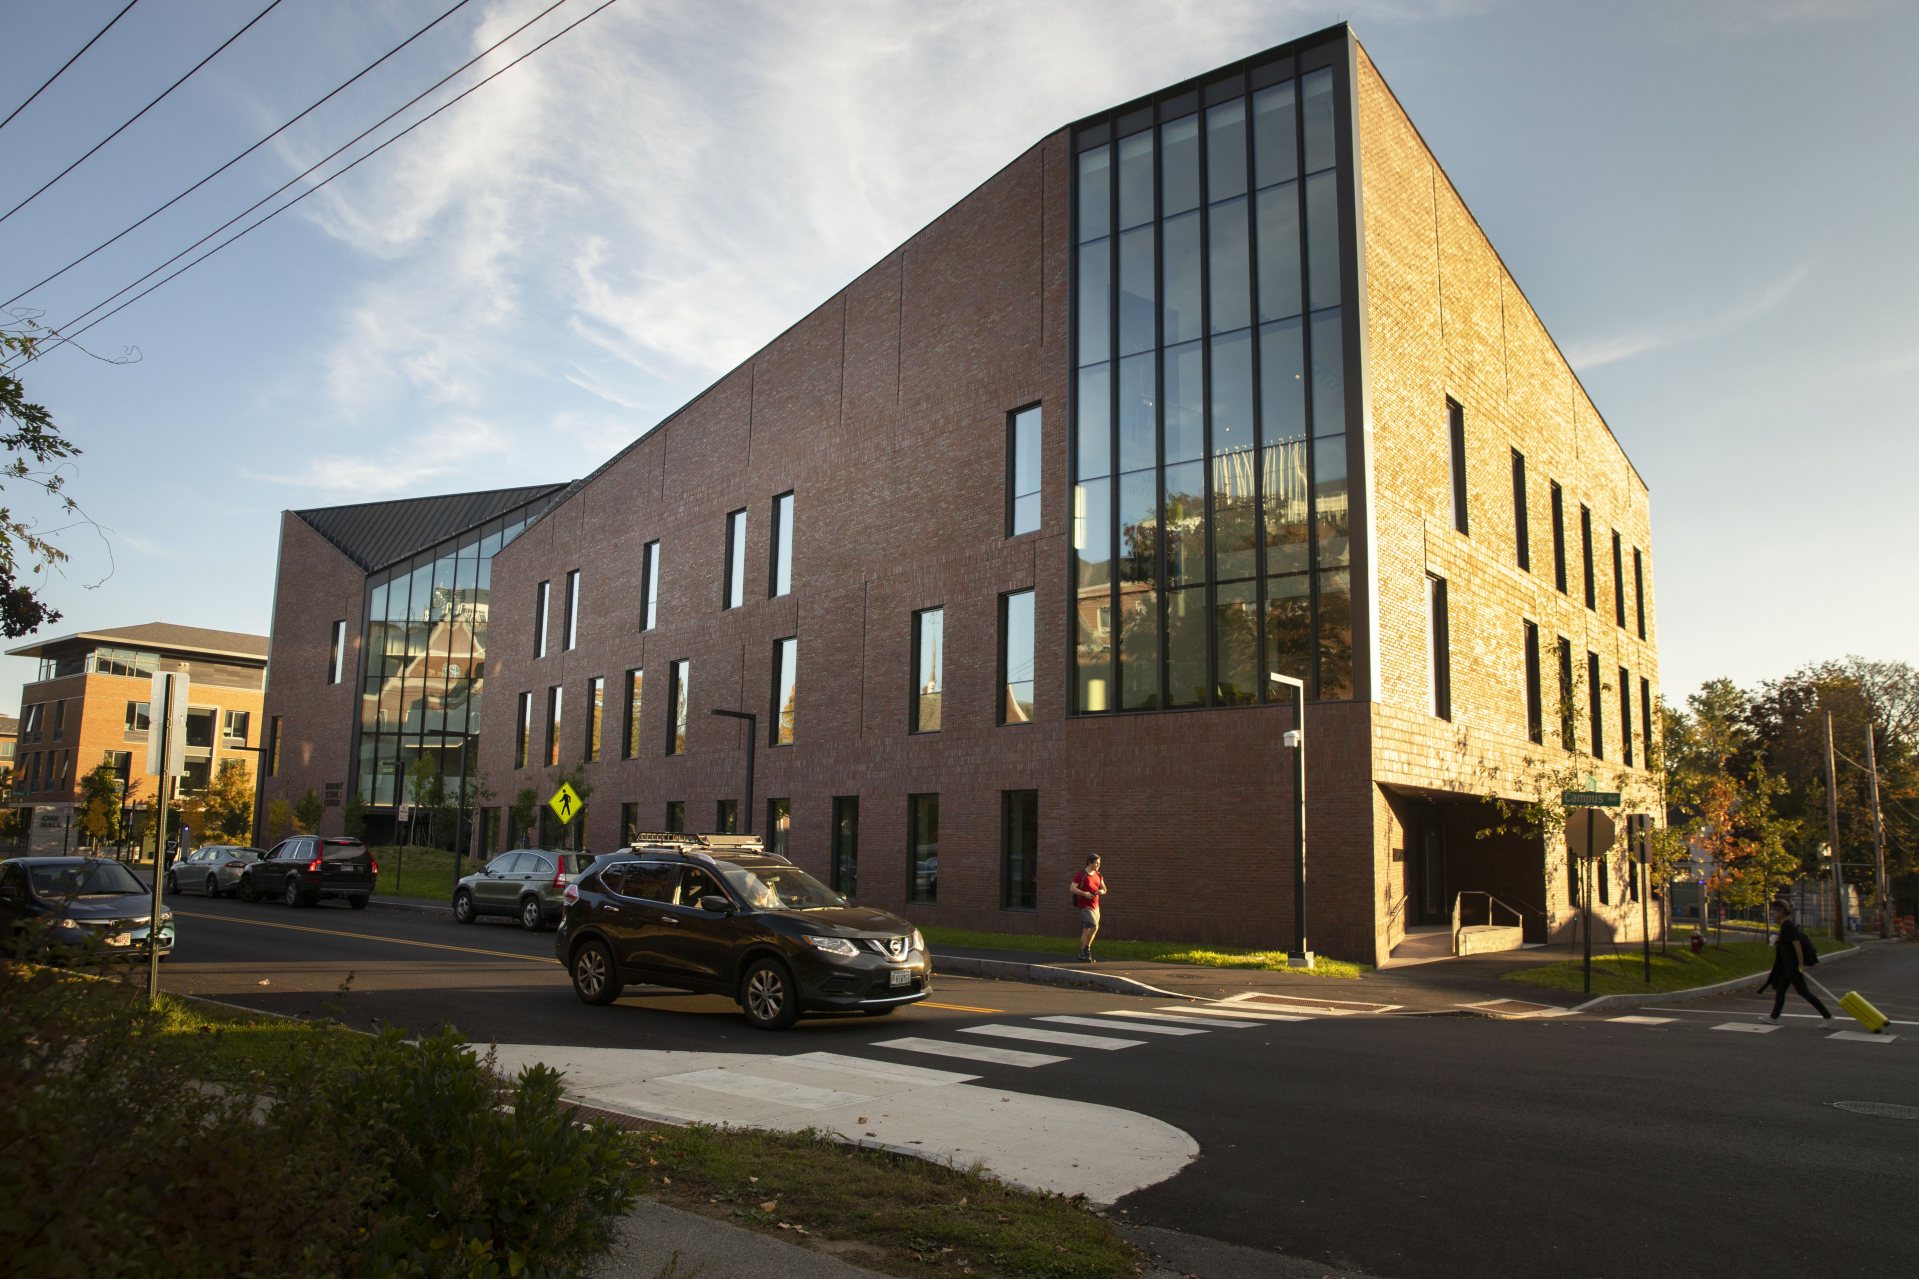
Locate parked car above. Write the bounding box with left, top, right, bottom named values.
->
left=164, top=845, right=262, bottom=898
left=556, top=838, right=930, bottom=1030
left=237, top=837, right=377, bottom=909
left=452, top=849, right=596, bottom=931
left=0, top=856, right=174, bottom=959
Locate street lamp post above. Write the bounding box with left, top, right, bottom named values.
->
left=1269, top=673, right=1312, bottom=969
left=710, top=709, right=757, bottom=835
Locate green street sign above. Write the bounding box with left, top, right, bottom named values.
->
left=1563, top=790, right=1621, bottom=808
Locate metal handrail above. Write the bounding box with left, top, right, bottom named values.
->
left=1452, top=891, right=1526, bottom=942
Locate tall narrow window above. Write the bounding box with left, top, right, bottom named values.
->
left=831, top=796, right=859, bottom=895
left=1557, top=637, right=1575, bottom=751
left=1447, top=399, right=1469, bottom=535
left=1523, top=621, right=1543, bottom=745
left=1640, top=677, right=1653, bottom=766
left=1580, top=505, right=1595, bottom=610
left=533, top=581, right=551, bottom=657
left=585, top=675, right=604, bottom=761
left=622, top=668, right=643, bottom=759
left=1000, top=589, right=1035, bottom=724
left=665, top=800, right=685, bottom=833
left=769, top=492, right=794, bottom=597
left=1633, top=548, right=1646, bottom=639
left=723, top=509, right=747, bottom=609
left=545, top=685, right=563, bottom=767
left=1598, top=853, right=1612, bottom=905
left=1427, top=574, right=1451, bottom=721
left=563, top=569, right=581, bottom=650
left=619, top=801, right=638, bottom=845
left=327, top=619, right=345, bottom=684
left=515, top=691, right=532, bottom=768
left=640, top=541, right=660, bottom=630
left=1550, top=482, right=1567, bottom=593
left=1619, top=666, right=1633, bottom=767
left=912, top=608, right=943, bottom=733
left=1587, top=651, right=1604, bottom=759
left=908, top=793, right=939, bottom=903
left=1610, top=532, right=1625, bottom=628
left=1002, top=789, right=1038, bottom=910
left=771, top=637, right=798, bottom=746
left=716, top=799, right=738, bottom=834
left=1007, top=405, right=1042, bottom=536
left=767, top=798, right=791, bottom=856
left=667, top=660, right=689, bottom=755
left=1511, top=450, right=1530, bottom=570
left=267, top=716, right=282, bottom=776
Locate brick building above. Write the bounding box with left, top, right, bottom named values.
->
left=5, top=623, right=268, bottom=852
left=260, top=24, right=1660, bottom=963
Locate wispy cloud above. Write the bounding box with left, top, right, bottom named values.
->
left=243, top=416, right=517, bottom=499
left=1565, top=262, right=1813, bottom=370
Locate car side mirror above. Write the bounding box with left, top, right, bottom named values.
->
left=699, top=895, right=733, bottom=914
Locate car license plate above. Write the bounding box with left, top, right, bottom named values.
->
left=104, top=933, right=131, bottom=947
left=889, top=969, right=911, bottom=987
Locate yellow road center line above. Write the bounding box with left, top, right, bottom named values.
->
left=173, top=909, right=556, bottom=964
left=919, top=1001, right=1003, bottom=1013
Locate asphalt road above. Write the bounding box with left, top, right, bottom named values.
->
left=158, top=898, right=1918, bottom=1279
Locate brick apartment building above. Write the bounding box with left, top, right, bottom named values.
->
left=5, top=623, right=268, bottom=852
left=259, top=24, right=1660, bottom=963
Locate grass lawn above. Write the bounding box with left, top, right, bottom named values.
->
left=630, top=1122, right=1138, bottom=1279
left=1505, top=929, right=1837, bottom=996
left=373, top=844, right=463, bottom=902
left=924, top=926, right=1370, bottom=979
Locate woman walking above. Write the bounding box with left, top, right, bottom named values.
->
left=1756, top=898, right=1833, bottom=1023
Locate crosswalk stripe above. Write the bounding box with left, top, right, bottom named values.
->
left=871, top=1037, right=1067, bottom=1067
left=1607, top=1015, right=1676, bottom=1026
left=1102, top=1009, right=1278, bottom=1027
left=1828, top=1031, right=1897, bottom=1043
left=1712, top=1022, right=1780, bottom=1034
left=657, top=1067, right=871, bottom=1110
left=962, top=1024, right=1145, bottom=1050
left=787, top=1051, right=978, bottom=1085
left=1152, top=1008, right=1285, bottom=1026
left=1038, top=1015, right=1206, bottom=1036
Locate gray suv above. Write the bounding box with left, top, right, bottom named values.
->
left=453, top=849, right=595, bottom=931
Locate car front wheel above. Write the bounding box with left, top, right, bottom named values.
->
left=238, top=876, right=258, bottom=903
left=519, top=896, right=544, bottom=932
left=741, top=958, right=801, bottom=1030
left=571, top=939, right=620, bottom=1006
left=452, top=889, right=476, bottom=924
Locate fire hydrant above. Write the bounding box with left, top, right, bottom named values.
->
left=1689, top=931, right=1705, bottom=954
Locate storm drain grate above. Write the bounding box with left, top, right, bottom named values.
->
left=1830, top=1101, right=1919, bottom=1121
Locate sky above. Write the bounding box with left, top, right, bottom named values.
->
left=1, top=0, right=1914, bottom=717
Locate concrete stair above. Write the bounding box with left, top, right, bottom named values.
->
left=1381, top=925, right=1454, bottom=969
left=1455, top=924, right=1526, bottom=956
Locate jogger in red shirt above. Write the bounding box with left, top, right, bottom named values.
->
left=1072, top=854, right=1106, bottom=962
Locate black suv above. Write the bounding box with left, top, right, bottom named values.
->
left=238, top=837, right=377, bottom=909
left=556, top=836, right=930, bottom=1030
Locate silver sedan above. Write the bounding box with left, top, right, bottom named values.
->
left=164, top=846, right=263, bottom=897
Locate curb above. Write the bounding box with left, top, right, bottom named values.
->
left=933, top=954, right=1179, bottom=999
left=369, top=896, right=450, bottom=916
left=1569, top=942, right=1864, bottom=1013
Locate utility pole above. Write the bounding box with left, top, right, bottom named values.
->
left=1822, top=710, right=1845, bottom=943
left=1866, top=723, right=1889, bottom=939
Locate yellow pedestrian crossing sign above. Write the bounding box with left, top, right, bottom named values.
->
left=548, top=782, right=584, bottom=826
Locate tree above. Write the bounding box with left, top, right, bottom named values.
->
left=406, top=755, right=452, bottom=849
left=78, top=763, right=123, bottom=847
left=183, top=761, right=254, bottom=844
left=264, top=798, right=296, bottom=845
left=509, top=788, right=539, bottom=849
left=0, top=323, right=83, bottom=637
left=293, top=788, right=323, bottom=835
left=341, top=788, right=367, bottom=841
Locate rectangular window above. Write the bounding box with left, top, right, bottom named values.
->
left=716, top=799, right=738, bottom=835
left=769, top=492, right=794, bottom=597
left=723, top=509, right=747, bottom=609
left=771, top=638, right=798, bottom=745
left=185, top=708, right=215, bottom=750
left=1550, top=482, right=1567, bottom=593
left=563, top=569, right=581, bottom=650
left=640, top=541, right=660, bottom=630
left=545, top=685, right=563, bottom=767
left=1523, top=621, right=1543, bottom=745
left=1580, top=505, right=1595, bottom=610
left=1511, top=450, right=1530, bottom=570
left=619, top=801, right=638, bottom=846
left=23, top=703, right=42, bottom=738
left=622, top=668, right=643, bottom=759
left=222, top=709, right=250, bottom=741
left=1640, top=677, right=1653, bottom=767
left=123, top=700, right=150, bottom=735
left=1557, top=637, right=1575, bottom=751
left=1008, top=405, right=1042, bottom=536
left=328, top=619, right=346, bottom=683
left=908, top=793, right=939, bottom=904
left=1611, top=532, right=1625, bottom=628
left=533, top=581, right=550, bottom=657
left=1002, top=789, right=1038, bottom=910
left=667, top=660, right=689, bottom=755
left=912, top=607, right=943, bottom=733
left=515, top=691, right=532, bottom=768
left=1633, top=548, right=1647, bottom=639
left=51, top=700, right=65, bottom=737
left=266, top=715, right=281, bottom=776
left=1447, top=399, right=1468, bottom=535
left=585, top=675, right=604, bottom=761
left=103, top=750, right=132, bottom=784
left=665, top=800, right=685, bottom=834
left=1000, top=589, right=1035, bottom=725
left=831, top=796, right=859, bottom=895
left=1619, top=666, right=1633, bottom=767
left=767, top=797, right=791, bottom=857
left=1427, top=575, right=1451, bottom=721
left=1587, top=650, right=1604, bottom=759
left=1598, top=853, right=1611, bottom=905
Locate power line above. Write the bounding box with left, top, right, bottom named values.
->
left=20, top=0, right=626, bottom=360
left=4, top=0, right=480, bottom=310
left=0, top=0, right=144, bottom=136
left=0, top=0, right=291, bottom=226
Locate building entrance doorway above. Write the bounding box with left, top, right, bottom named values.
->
left=1414, top=820, right=1448, bottom=926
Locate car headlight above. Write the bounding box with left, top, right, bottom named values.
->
left=910, top=929, right=925, bottom=953
left=802, top=935, right=859, bottom=958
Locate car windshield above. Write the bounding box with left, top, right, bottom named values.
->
left=28, top=862, right=146, bottom=897
left=714, top=862, right=846, bottom=911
